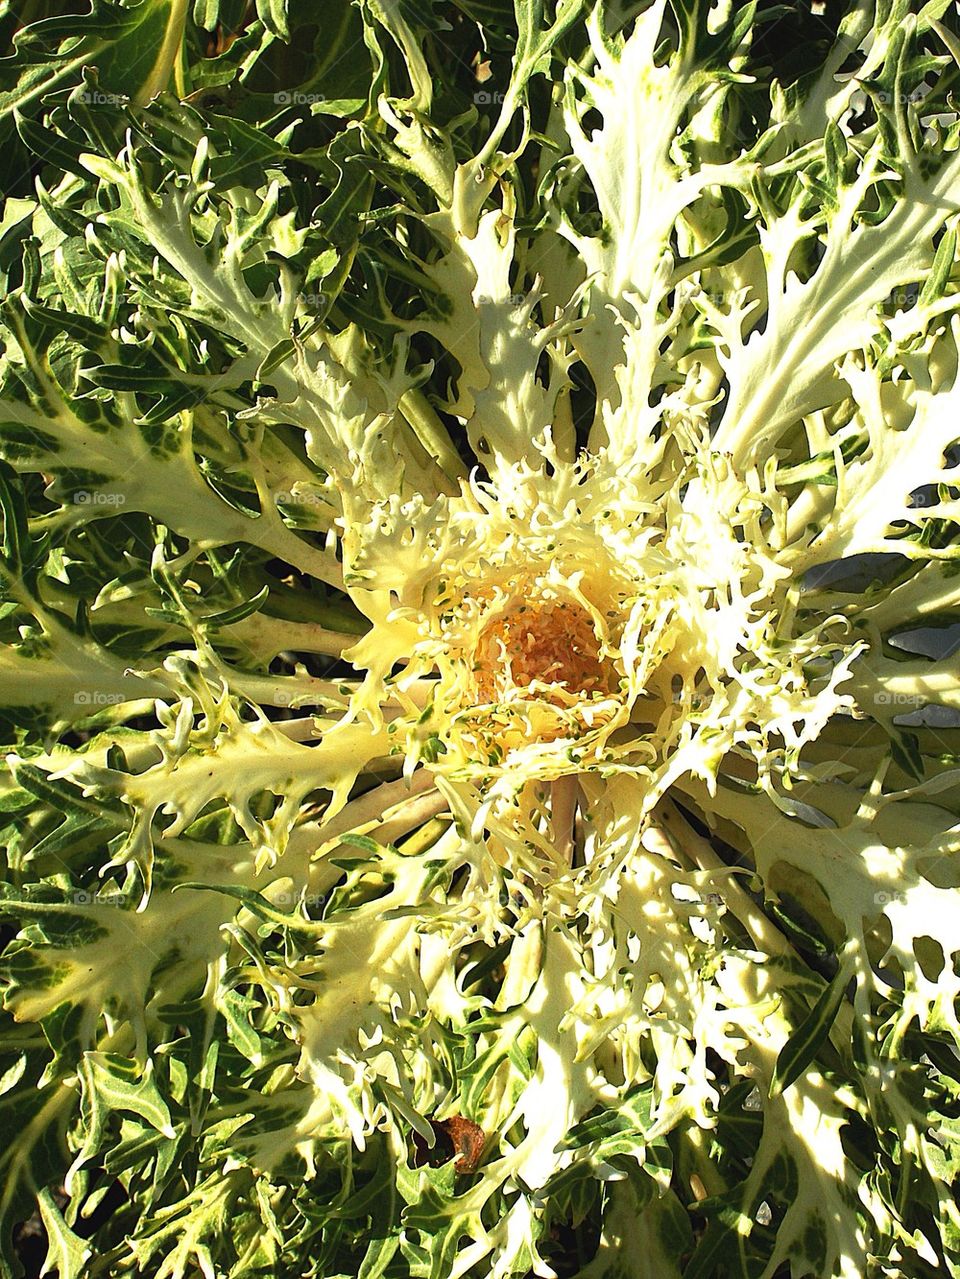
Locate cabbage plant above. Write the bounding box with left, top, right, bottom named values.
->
left=2, top=1, right=960, bottom=1276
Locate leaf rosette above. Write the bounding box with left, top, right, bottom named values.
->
left=341, top=435, right=865, bottom=868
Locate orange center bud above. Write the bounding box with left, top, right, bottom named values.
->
left=473, top=598, right=611, bottom=706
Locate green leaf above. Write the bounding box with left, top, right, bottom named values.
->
left=217, top=988, right=263, bottom=1061
left=1, top=0, right=190, bottom=123
left=918, top=227, right=958, bottom=308
left=76, top=1054, right=176, bottom=1174
left=255, top=0, right=289, bottom=40
left=890, top=729, right=925, bottom=783
left=769, top=958, right=853, bottom=1099
left=20, top=300, right=110, bottom=347
left=202, top=585, right=271, bottom=628
left=14, top=112, right=89, bottom=178
left=0, top=1076, right=73, bottom=1279
left=37, top=1187, right=91, bottom=1279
